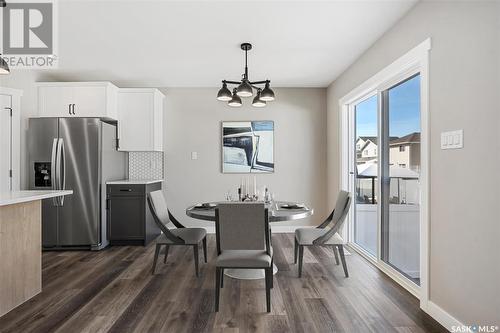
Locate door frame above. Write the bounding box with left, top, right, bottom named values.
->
left=0, top=87, right=23, bottom=191
left=339, top=39, right=431, bottom=310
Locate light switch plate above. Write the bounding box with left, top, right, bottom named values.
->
left=441, top=130, right=463, bottom=150
left=191, top=152, right=198, bottom=160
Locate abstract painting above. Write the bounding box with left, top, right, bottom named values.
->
left=222, top=121, right=274, bottom=173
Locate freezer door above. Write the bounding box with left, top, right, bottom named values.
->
left=28, top=118, right=59, bottom=247
left=57, top=118, right=101, bottom=246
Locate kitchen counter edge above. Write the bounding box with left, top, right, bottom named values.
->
left=106, top=179, right=164, bottom=185
left=0, top=190, right=73, bottom=207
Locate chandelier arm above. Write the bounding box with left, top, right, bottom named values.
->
left=224, top=80, right=242, bottom=85
left=249, top=80, right=270, bottom=85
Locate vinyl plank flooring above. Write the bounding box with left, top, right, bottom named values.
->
left=0, top=234, right=446, bottom=333
left=0, top=247, right=133, bottom=333
left=266, top=315, right=291, bottom=333
left=305, top=298, right=344, bottom=333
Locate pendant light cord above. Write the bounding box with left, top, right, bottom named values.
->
left=244, top=49, right=248, bottom=80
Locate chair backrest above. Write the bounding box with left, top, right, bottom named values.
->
left=313, top=190, right=352, bottom=245
left=329, top=190, right=352, bottom=234
left=215, top=203, right=270, bottom=255
left=147, top=190, right=184, bottom=244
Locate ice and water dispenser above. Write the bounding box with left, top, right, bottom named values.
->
left=33, top=162, right=52, bottom=188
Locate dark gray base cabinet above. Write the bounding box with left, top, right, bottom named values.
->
left=107, top=182, right=161, bottom=246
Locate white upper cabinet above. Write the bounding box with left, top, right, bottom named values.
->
left=117, top=88, right=164, bottom=151
left=37, top=82, right=118, bottom=120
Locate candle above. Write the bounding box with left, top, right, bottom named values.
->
left=253, top=176, right=257, bottom=197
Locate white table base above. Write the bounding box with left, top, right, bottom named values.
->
left=224, top=263, right=278, bottom=280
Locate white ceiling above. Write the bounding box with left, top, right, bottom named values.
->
left=44, top=0, right=417, bottom=87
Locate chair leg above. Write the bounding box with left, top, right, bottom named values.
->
left=193, top=244, right=199, bottom=277
left=163, top=245, right=170, bottom=264
left=265, top=267, right=271, bottom=313
left=338, top=245, right=349, bottom=278
left=220, top=269, right=224, bottom=288
left=202, top=237, right=208, bottom=263
left=294, top=237, right=298, bottom=264
left=151, top=244, right=161, bottom=275
left=270, top=258, right=274, bottom=289
left=298, top=245, right=304, bottom=278
left=215, top=267, right=221, bottom=312
left=332, top=246, right=340, bottom=265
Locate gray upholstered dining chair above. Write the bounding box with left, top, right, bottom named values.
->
left=214, top=203, right=273, bottom=313
left=294, top=190, right=352, bottom=278
left=147, top=190, right=207, bottom=276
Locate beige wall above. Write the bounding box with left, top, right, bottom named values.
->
left=0, top=72, right=328, bottom=229
left=162, top=88, right=327, bottom=228
left=327, top=0, right=500, bottom=325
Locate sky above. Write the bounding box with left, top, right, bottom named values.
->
left=356, top=74, right=421, bottom=138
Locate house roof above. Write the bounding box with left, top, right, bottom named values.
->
left=389, top=132, right=420, bottom=145
left=358, top=136, right=398, bottom=151
left=357, top=133, right=420, bottom=150
left=358, top=136, right=378, bottom=144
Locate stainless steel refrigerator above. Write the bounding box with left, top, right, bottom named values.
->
left=28, top=117, right=127, bottom=250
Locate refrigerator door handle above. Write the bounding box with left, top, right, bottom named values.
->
left=51, top=138, right=58, bottom=206
left=56, top=138, right=66, bottom=206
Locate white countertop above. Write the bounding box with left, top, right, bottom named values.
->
left=0, top=190, right=73, bottom=207
left=106, top=179, right=163, bottom=185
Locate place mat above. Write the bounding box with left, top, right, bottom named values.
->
left=280, top=203, right=306, bottom=210
left=193, top=203, right=217, bottom=210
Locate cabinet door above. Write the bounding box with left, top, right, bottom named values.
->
left=118, top=92, right=154, bottom=151
left=153, top=93, right=163, bottom=151
left=108, top=196, right=144, bottom=240
left=73, top=86, right=107, bottom=117
left=38, top=86, right=74, bottom=117
left=0, top=94, right=11, bottom=192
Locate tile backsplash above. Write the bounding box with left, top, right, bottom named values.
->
left=128, top=152, right=164, bottom=180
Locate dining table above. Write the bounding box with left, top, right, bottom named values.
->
left=186, top=201, right=314, bottom=280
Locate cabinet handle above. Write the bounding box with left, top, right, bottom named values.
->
left=119, top=189, right=132, bottom=192
left=68, top=104, right=72, bottom=115
left=72, top=104, right=76, bottom=115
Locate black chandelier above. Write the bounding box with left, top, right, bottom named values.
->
left=217, top=43, right=275, bottom=107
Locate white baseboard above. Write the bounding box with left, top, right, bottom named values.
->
left=425, top=301, right=463, bottom=332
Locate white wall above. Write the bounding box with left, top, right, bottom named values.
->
left=162, top=88, right=327, bottom=228
left=327, top=0, right=500, bottom=326
left=0, top=71, right=42, bottom=189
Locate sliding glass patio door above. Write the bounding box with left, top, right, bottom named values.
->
left=352, top=94, right=378, bottom=256
left=381, top=74, right=421, bottom=285
left=349, top=71, right=422, bottom=287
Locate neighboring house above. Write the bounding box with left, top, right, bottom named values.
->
left=356, top=136, right=375, bottom=152
left=356, top=136, right=378, bottom=164
left=356, top=136, right=397, bottom=165
left=389, top=132, right=421, bottom=171
left=356, top=133, right=420, bottom=171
